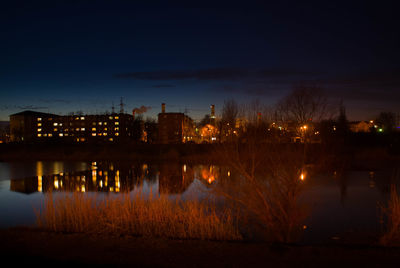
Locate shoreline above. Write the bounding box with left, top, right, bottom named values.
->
left=0, top=143, right=398, bottom=170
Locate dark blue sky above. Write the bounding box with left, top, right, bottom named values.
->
left=1, top=1, right=399, bottom=121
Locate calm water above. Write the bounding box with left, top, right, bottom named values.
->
left=0, top=160, right=395, bottom=244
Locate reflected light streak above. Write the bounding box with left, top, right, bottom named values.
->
left=37, top=176, right=42, bottom=192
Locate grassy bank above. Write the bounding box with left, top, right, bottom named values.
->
left=36, top=192, right=242, bottom=241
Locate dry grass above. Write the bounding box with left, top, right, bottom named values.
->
left=36, top=192, right=242, bottom=241
left=380, top=185, right=400, bottom=246
left=214, top=143, right=309, bottom=243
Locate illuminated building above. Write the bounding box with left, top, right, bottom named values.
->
left=10, top=110, right=140, bottom=143
left=157, top=104, right=196, bottom=144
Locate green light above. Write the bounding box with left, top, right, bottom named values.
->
left=378, top=128, right=383, bottom=132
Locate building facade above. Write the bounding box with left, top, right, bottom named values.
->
left=10, top=110, right=140, bottom=143
left=157, top=107, right=196, bottom=144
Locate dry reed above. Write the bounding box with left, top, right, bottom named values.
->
left=36, top=192, right=242, bottom=241
left=380, top=185, right=400, bottom=246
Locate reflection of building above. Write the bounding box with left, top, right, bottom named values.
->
left=158, top=163, right=194, bottom=194
left=9, top=162, right=155, bottom=194
left=10, top=177, right=38, bottom=194
left=10, top=110, right=139, bottom=142
left=157, top=104, right=195, bottom=144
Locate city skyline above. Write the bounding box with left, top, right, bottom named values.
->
left=1, top=1, right=399, bottom=121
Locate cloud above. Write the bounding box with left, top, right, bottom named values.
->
left=151, top=84, right=176, bottom=88
left=39, top=99, right=72, bottom=104
left=114, top=67, right=317, bottom=81
left=0, top=105, right=48, bottom=111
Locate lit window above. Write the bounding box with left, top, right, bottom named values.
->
left=109, top=116, right=113, bottom=120
left=104, top=122, right=107, bottom=125
left=59, top=133, right=63, bottom=137
left=114, top=127, right=119, bottom=131
left=103, top=133, right=107, bottom=136
left=75, top=117, right=79, bottom=120
left=37, top=118, right=42, bottom=121
left=37, top=128, right=42, bottom=132
left=44, top=134, right=48, bottom=137
left=37, top=133, right=42, bottom=137
left=115, top=121, right=119, bottom=125
left=92, top=122, right=96, bottom=126
left=81, top=128, right=85, bottom=131
left=54, top=128, right=58, bottom=131
left=115, top=133, right=119, bottom=136
left=65, top=133, right=69, bottom=136
left=92, top=127, right=96, bottom=131
left=76, top=128, right=80, bottom=131
left=80, top=138, right=85, bottom=142
left=80, top=117, right=85, bottom=120
left=37, top=123, right=42, bottom=126
left=48, top=133, right=53, bottom=137
left=115, top=116, right=119, bottom=119
left=109, top=138, right=113, bottom=141
left=104, top=127, right=108, bottom=131
left=98, top=122, right=102, bottom=125
left=92, top=133, right=97, bottom=136
left=98, top=133, right=102, bottom=136
left=53, top=123, right=58, bottom=126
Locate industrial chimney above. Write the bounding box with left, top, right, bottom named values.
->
left=161, top=103, right=166, bottom=113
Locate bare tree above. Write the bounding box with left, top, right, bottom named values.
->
left=220, top=99, right=240, bottom=142
left=277, top=85, right=330, bottom=125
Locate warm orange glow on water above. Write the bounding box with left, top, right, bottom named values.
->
left=201, top=166, right=218, bottom=184
left=37, top=176, right=42, bottom=192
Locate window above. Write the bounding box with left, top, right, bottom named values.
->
left=37, top=118, right=42, bottom=121
left=115, top=132, right=119, bottom=136
left=115, top=121, right=119, bottom=125
left=92, top=133, right=97, bottom=136
left=53, top=123, right=58, bottom=126
left=37, top=128, right=42, bottom=132
left=37, top=123, right=42, bottom=126
left=92, top=127, right=96, bottom=131
left=81, top=128, right=85, bottom=131
left=115, top=116, right=119, bottom=119
left=80, top=117, right=85, bottom=120
left=37, top=133, right=42, bottom=137
left=59, top=133, right=63, bottom=137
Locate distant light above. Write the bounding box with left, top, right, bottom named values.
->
left=378, top=128, right=383, bottom=132
left=37, top=118, right=42, bottom=121
left=370, top=120, right=374, bottom=124
left=300, top=172, right=306, bottom=181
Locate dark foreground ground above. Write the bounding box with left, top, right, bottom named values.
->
left=1, top=228, right=400, bottom=267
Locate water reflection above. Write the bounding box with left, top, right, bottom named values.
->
left=9, top=162, right=228, bottom=195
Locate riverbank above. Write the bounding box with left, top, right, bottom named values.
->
left=1, top=227, right=400, bottom=267
left=0, top=142, right=398, bottom=170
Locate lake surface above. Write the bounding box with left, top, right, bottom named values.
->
left=0, top=160, right=396, bottom=244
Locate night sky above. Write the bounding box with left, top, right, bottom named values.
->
left=1, top=1, right=399, bottom=121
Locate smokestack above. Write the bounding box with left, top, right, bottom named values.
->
left=162, top=103, right=166, bottom=113
left=210, top=104, right=215, bottom=118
